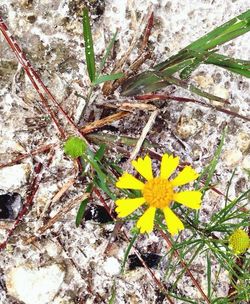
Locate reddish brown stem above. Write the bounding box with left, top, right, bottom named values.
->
left=0, top=143, right=54, bottom=169
left=141, top=12, right=154, bottom=50
left=0, top=16, right=84, bottom=138
left=136, top=94, right=250, bottom=122
left=0, top=149, right=55, bottom=251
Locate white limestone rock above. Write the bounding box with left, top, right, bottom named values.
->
left=0, top=164, right=31, bottom=191
left=5, top=263, right=65, bottom=304
left=103, top=257, right=120, bottom=276
left=222, top=150, right=243, bottom=168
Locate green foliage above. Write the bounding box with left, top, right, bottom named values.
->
left=82, top=8, right=124, bottom=85
left=83, top=7, right=96, bottom=82
left=121, top=9, right=250, bottom=96
left=64, top=136, right=87, bottom=158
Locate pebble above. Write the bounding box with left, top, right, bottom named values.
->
left=222, top=150, right=243, bottom=168
left=193, top=75, right=214, bottom=89
left=103, top=257, right=120, bottom=276
left=5, top=263, right=65, bottom=304
left=212, top=85, right=229, bottom=100
left=0, top=164, right=30, bottom=191
left=176, top=116, right=202, bottom=139
left=242, top=156, right=250, bottom=170
left=236, top=132, right=250, bottom=153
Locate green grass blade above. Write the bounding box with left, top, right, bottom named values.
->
left=93, top=72, right=124, bottom=85
left=83, top=7, right=96, bottom=82
left=199, top=128, right=226, bottom=192
left=155, top=10, right=250, bottom=71
left=75, top=184, right=92, bottom=227
left=121, top=230, right=139, bottom=274
left=108, top=281, right=116, bottom=304
left=207, top=253, right=212, bottom=299
left=97, top=30, right=118, bottom=78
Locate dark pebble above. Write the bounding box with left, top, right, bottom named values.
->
left=0, top=192, right=22, bottom=220
left=128, top=252, right=162, bottom=270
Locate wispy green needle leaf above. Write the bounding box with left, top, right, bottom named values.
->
left=83, top=7, right=96, bottom=82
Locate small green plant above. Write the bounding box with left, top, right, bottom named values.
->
left=66, top=10, right=250, bottom=303
left=121, top=10, right=250, bottom=98
left=81, top=7, right=123, bottom=114
left=64, top=136, right=87, bottom=158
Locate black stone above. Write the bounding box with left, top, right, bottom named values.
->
left=128, top=253, right=162, bottom=270
left=0, top=192, right=22, bottom=220
left=84, top=205, right=113, bottom=223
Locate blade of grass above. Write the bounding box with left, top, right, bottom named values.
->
left=121, top=230, right=139, bottom=274
left=155, top=10, right=250, bottom=71
left=75, top=184, right=93, bottom=227
left=96, top=30, right=118, bottom=78
left=207, top=253, right=212, bottom=299
left=93, top=72, right=124, bottom=85
left=122, top=10, right=250, bottom=95
left=83, top=7, right=96, bottom=82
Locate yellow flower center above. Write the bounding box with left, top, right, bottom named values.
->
left=143, top=177, right=174, bottom=209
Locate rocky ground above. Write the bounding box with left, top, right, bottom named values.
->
left=0, top=0, right=249, bottom=303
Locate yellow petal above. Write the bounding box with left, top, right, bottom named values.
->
left=115, top=197, right=145, bottom=217
left=132, top=155, right=153, bottom=181
left=116, top=173, right=144, bottom=190
left=173, top=191, right=202, bottom=209
left=136, top=207, right=156, bottom=233
left=171, top=166, right=199, bottom=186
left=160, top=154, right=179, bottom=179
left=163, top=207, right=184, bottom=236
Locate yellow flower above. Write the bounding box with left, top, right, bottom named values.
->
left=228, top=229, right=250, bottom=255
left=115, top=154, right=202, bottom=235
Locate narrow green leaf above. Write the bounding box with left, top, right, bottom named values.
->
left=75, top=183, right=93, bottom=227
left=93, top=73, right=124, bottom=85
left=75, top=197, right=89, bottom=227
left=83, top=7, right=96, bottom=82
left=94, top=144, right=106, bottom=161
left=207, top=253, right=212, bottom=299
left=108, top=281, right=116, bottom=304
left=121, top=230, right=139, bottom=274
left=97, top=30, right=118, bottom=78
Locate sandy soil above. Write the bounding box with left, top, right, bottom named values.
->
left=0, top=0, right=249, bottom=303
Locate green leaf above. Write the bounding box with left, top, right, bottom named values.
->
left=207, top=253, right=212, bottom=299
left=83, top=7, right=96, bottom=82
left=121, top=230, right=139, bottom=274
left=75, top=197, right=89, bottom=227
left=93, top=73, right=124, bottom=85
left=97, top=30, right=118, bottom=78
left=94, top=144, right=106, bottom=161
left=64, top=136, right=87, bottom=158
left=75, top=183, right=93, bottom=227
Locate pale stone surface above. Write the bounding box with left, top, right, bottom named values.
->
left=236, top=132, right=250, bottom=153
left=5, top=264, right=65, bottom=304
left=242, top=155, right=250, bottom=170
left=212, top=85, right=230, bottom=100
left=103, top=257, right=121, bottom=276
left=0, top=164, right=30, bottom=191
left=176, top=116, right=202, bottom=139
left=222, top=150, right=243, bottom=168
left=193, top=75, right=214, bottom=89
left=0, top=0, right=249, bottom=303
